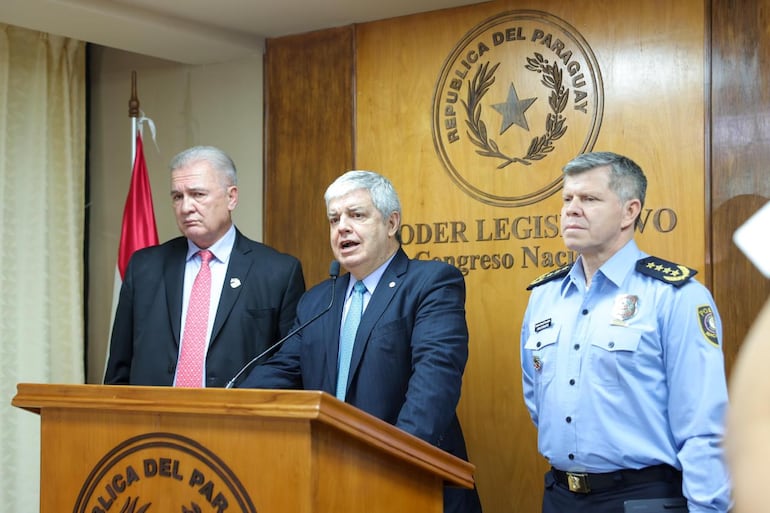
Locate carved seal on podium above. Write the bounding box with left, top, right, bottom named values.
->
left=73, top=432, right=256, bottom=513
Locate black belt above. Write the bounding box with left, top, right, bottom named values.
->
left=551, top=464, right=681, bottom=494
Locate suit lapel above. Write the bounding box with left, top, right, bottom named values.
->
left=345, top=249, right=408, bottom=390
left=210, top=231, right=252, bottom=345
left=325, top=274, right=351, bottom=389
left=165, top=239, right=187, bottom=347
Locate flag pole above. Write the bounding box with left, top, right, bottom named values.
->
left=129, top=70, right=139, bottom=163
left=105, top=71, right=159, bottom=382
left=106, top=71, right=141, bottom=380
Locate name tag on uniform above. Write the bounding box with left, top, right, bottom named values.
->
left=534, top=318, right=552, bottom=332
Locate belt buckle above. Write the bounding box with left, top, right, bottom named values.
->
left=566, top=472, right=590, bottom=493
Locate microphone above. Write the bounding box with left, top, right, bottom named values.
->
left=225, top=260, right=341, bottom=389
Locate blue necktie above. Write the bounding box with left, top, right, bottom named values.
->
left=336, top=281, right=366, bottom=400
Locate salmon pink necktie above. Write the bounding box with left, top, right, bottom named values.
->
left=176, top=250, right=213, bottom=387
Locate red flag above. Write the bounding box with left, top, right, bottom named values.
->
left=117, top=131, right=158, bottom=278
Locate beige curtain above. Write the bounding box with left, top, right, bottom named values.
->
left=0, top=24, right=85, bottom=512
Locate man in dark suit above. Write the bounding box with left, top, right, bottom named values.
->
left=238, top=170, right=482, bottom=513
left=104, top=145, right=305, bottom=387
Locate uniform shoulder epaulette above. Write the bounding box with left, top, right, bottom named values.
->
left=526, top=264, right=572, bottom=290
left=635, top=256, right=697, bottom=287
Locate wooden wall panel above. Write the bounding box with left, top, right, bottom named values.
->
left=264, top=27, right=355, bottom=286
left=355, top=2, right=705, bottom=512
left=263, top=1, right=770, bottom=512
left=710, top=0, right=770, bottom=377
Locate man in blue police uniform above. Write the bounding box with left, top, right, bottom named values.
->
left=521, top=152, right=731, bottom=512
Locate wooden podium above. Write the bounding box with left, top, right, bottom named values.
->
left=12, top=383, right=475, bottom=513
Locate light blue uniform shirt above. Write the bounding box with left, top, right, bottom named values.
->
left=521, top=240, right=731, bottom=512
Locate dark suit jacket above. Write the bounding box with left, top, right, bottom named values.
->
left=239, top=248, right=482, bottom=513
left=104, top=229, right=305, bottom=387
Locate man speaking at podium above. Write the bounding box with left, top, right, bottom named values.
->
left=238, top=170, right=482, bottom=513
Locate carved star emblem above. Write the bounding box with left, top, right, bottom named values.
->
left=492, top=83, right=537, bottom=134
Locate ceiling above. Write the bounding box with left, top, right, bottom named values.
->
left=0, top=0, right=488, bottom=64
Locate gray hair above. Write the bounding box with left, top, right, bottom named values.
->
left=563, top=151, right=647, bottom=208
left=169, top=146, right=238, bottom=187
left=325, top=170, right=402, bottom=242
left=325, top=170, right=401, bottom=220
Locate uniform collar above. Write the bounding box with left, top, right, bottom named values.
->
left=564, top=239, right=643, bottom=294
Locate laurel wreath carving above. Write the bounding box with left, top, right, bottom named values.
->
left=462, top=53, right=569, bottom=168
left=120, top=496, right=151, bottom=513
left=117, top=495, right=201, bottom=513
left=182, top=502, right=203, bottom=513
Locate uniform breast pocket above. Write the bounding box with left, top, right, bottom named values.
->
left=588, top=326, right=642, bottom=386
left=524, top=327, right=560, bottom=385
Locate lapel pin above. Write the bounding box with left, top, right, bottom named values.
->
left=389, top=281, right=396, bottom=288
left=230, top=278, right=241, bottom=289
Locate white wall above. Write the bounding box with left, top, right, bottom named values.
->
left=87, top=45, right=265, bottom=383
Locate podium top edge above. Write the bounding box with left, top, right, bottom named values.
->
left=12, top=383, right=327, bottom=416
left=11, top=382, right=476, bottom=488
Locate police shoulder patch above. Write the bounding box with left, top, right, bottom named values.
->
left=635, top=256, right=697, bottom=288
left=697, top=304, right=719, bottom=346
left=527, top=264, right=572, bottom=290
